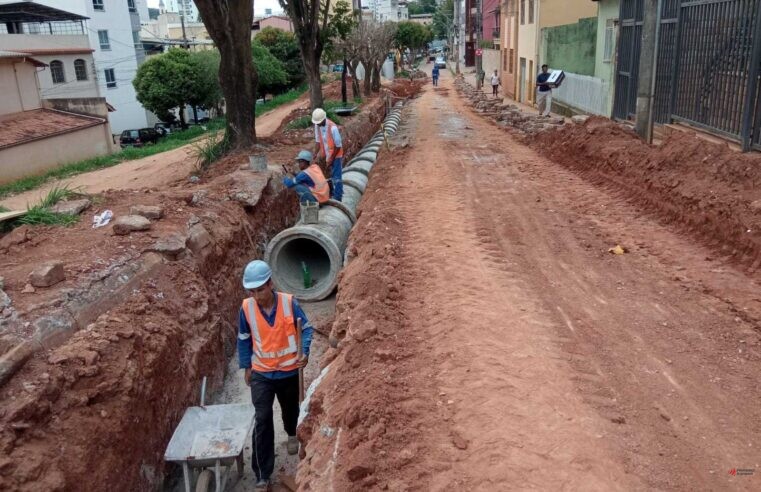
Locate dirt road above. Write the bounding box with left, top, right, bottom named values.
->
left=305, top=70, right=761, bottom=489
left=0, top=98, right=307, bottom=211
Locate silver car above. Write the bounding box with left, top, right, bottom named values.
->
left=435, top=56, right=446, bottom=68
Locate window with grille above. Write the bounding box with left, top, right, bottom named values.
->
left=74, top=59, right=88, bottom=81
left=520, top=0, right=525, bottom=25
left=93, top=0, right=104, bottom=11
left=105, top=68, right=116, bottom=88
left=50, top=60, right=65, bottom=84
left=528, top=0, right=534, bottom=24
left=603, top=19, right=616, bottom=62
left=98, top=30, right=110, bottom=50
left=128, top=0, right=136, bottom=12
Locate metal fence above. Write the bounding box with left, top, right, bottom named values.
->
left=552, top=71, right=610, bottom=115
left=613, top=0, right=761, bottom=150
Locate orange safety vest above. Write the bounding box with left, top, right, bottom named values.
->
left=316, top=119, right=344, bottom=159
left=302, top=163, right=330, bottom=204
left=241, top=292, right=300, bottom=373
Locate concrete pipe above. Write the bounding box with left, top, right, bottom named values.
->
left=265, top=106, right=404, bottom=300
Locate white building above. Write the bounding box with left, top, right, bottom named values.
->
left=368, top=0, right=409, bottom=23
left=6, top=0, right=157, bottom=133
left=164, top=0, right=198, bottom=21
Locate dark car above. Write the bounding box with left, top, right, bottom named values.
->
left=154, top=122, right=181, bottom=136
left=120, top=128, right=160, bottom=148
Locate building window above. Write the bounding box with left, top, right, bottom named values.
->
left=128, top=0, right=136, bottom=12
left=74, top=59, right=88, bottom=81
left=104, top=68, right=116, bottom=88
left=603, top=19, right=616, bottom=63
left=98, top=30, right=110, bottom=50
left=520, top=0, right=525, bottom=25
left=50, top=60, right=65, bottom=84
left=528, top=0, right=535, bottom=24
left=92, top=0, right=104, bottom=11
left=132, top=30, right=141, bottom=47
left=509, top=48, right=514, bottom=73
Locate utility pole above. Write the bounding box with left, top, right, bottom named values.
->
left=180, top=12, right=189, bottom=49
left=475, top=0, right=482, bottom=90
left=454, top=0, right=460, bottom=74
left=635, top=0, right=661, bottom=143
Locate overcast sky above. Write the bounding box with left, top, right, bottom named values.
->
left=145, top=0, right=285, bottom=17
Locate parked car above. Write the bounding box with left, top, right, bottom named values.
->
left=332, top=64, right=344, bottom=73
left=435, top=56, right=446, bottom=68
left=154, top=122, right=181, bottom=136
left=120, top=128, right=161, bottom=148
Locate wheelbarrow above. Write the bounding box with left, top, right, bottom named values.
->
left=164, top=378, right=255, bottom=492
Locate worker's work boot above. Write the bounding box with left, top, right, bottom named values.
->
left=254, top=478, right=270, bottom=491
left=287, top=435, right=299, bottom=455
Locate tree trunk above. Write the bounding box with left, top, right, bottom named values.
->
left=303, top=51, right=324, bottom=109
left=178, top=106, right=186, bottom=128
left=192, top=105, right=198, bottom=123
left=341, top=57, right=348, bottom=104
left=195, top=0, right=256, bottom=148
left=371, top=60, right=381, bottom=92
left=349, top=60, right=360, bottom=100
left=362, top=60, right=371, bottom=97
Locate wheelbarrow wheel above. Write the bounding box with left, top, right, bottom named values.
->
left=195, top=469, right=215, bottom=492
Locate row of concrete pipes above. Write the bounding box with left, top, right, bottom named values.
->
left=265, top=102, right=404, bottom=301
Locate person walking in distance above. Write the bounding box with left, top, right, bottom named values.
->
left=490, top=69, right=500, bottom=98
left=432, top=63, right=440, bottom=86
left=282, top=150, right=330, bottom=204
left=536, top=64, right=553, bottom=116
left=238, top=260, right=313, bottom=491
left=312, top=108, right=344, bottom=202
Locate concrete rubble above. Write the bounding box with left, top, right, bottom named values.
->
left=111, top=215, right=152, bottom=235
left=129, top=204, right=164, bottom=220
left=29, top=262, right=65, bottom=288
left=51, top=199, right=91, bottom=216
left=452, top=76, right=566, bottom=135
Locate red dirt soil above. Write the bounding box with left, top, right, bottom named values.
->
left=531, top=117, right=761, bottom=272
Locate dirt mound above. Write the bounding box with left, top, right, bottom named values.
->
left=531, top=117, right=761, bottom=271
left=387, top=79, right=426, bottom=99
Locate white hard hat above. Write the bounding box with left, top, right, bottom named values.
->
left=311, top=108, right=327, bottom=125
left=242, top=260, right=271, bottom=289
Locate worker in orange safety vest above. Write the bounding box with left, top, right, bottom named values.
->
left=282, top=150, right=330, bottom=204
left=237, top=260, right=313, bottom=491
left=311, top=108, right=345, bottom=202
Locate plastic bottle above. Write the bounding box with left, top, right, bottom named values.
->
left=302, top=261, right=312, bottom=289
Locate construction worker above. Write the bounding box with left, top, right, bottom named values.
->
left=238, top=260, right=313, bottom=491
left=282, top=150, right=330, bottom=204
left=311, top=108, right=344, bottom=202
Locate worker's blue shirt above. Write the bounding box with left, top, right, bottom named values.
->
left=283, top=171, right=315, bottom=189
left=237, top=293, right=314, bottom=379
left=537, top=73, right=551, bottom=92
left=432, top=66, right=440, bottom=77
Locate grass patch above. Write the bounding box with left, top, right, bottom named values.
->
left=286, top=99, right=347, bottom=130
left=16, top=185, right=82, bottom=227
left=255, top=85, right=308, bottom=117
left=192, top=134, right=230, bottom=173
left=0, top=205, right=8, bottom=213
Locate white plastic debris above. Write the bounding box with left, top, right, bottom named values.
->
left=297, top=363, right=331, bottom=427
left=92, top=210, right=113, bottom=228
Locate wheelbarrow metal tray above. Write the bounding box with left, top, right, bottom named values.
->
left=164, top=403, right=255, bottom=464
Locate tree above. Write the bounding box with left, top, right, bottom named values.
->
left=189, top=50, right=223, bottom=114
left=407, top=0, right=437, bottom=15
left=251, top=40, right=289, bottom=99
left=133, top=48, right=212, bottom=126
left=256, top=27, right=305, bottom=90
left=279, top=0, right=332, bottom=110
left=194, top=0, right=257, bottom=148
left=324, top=0, right=357, bottom=103
left=432, top=0, right=454, bottom=41
left=367, top=21, right=397, bottom=92
left=394, top=21, right=433, bottom=69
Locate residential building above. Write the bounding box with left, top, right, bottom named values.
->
left=483, top=0, right=500, bottom=47
left=592, top=0, right=619, bottom=116
left=514, top=0, right=596, bottom=105
left=165, top=0, right=198, bottom=22
left=369, top=0, right=409, bottom=22
left=500, top=0, right=519, bottom=98
left=251, top=15, right=294, bottom=34
left=141, top=10, right=214, bottom=52
left=0, top=50, right=114, bottom=184
left=409, top=13, right=432, bottom=26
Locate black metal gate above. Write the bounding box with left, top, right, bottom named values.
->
left=613, top=0, right=761, bottom=151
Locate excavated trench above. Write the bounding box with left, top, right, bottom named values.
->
left=0, top=98, right=392, bottom=492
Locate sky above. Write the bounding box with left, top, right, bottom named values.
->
left=145, top=0, right=284, bottom=17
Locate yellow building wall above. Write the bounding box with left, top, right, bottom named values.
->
left=539, top=0, right=598, bottom=28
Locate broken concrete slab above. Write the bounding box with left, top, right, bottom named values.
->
left=572, top=115, right=590, bottom=124
left=29, top=261, right=65, bottom=288
left=150, top=234, right=186, bottom=259
left=112, top=215, right=152, bottom=235
left=51, top=199, right=91, bottom=216
left=129, top=205, right=164, bottom=220
left=186, top=224, right=211, bottom=253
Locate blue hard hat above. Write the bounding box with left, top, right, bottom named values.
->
left=296, top=150, right=313, bottom=162
left=242, top=260, right=272, bottom=289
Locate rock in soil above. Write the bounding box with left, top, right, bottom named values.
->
left=112, top=215, right=152, bottom=235
left=50, top=199, right=91, bottom=216
left=29, top=261, right=65, bottom=288
left=150, top=234, right=186, bottom=259
left=0, top=225, right=30, bottom=249
left=129, top=205, right=164, bottom=220
left=186, top=224, right=211, bottom=253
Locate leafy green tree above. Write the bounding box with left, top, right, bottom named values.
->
left=407, top=0, right=437, bottom=15
left=432, top=0, right=454, bottom=40
left=324, top=0, right=357, bottom=103
left=189, top=50, right=223, bottom=111
left=251, top=40, right=289, bottom=99
left=256, top=27, right=305, bottom=89
left=394, top=21, right=433, bottom=68
left=133, top=48, right=211, bottom=126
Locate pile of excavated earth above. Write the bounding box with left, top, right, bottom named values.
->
left=0, top=81, right=417, bottom=490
